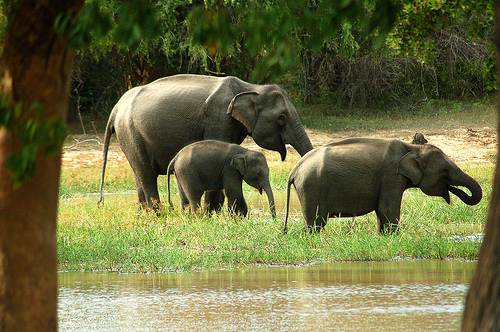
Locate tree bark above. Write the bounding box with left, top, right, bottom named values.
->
left=0, top=1, right=84, bottom=330
left=461, top=1, right=500, bottom=330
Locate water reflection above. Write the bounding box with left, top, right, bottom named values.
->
left=59, top=260, right=475, bottom=331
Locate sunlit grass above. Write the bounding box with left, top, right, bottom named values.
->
left=58, top=162, right=491, bottom=272
left=298, top=98, right=497, bottom=133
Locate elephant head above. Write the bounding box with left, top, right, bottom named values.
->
left=231, top=153, right=276, bottom=218
left=227, top=86, right=313, bottom=161
left=398, top=145, right=482, bottom=205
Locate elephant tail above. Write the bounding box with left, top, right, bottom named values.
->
left=284, top=175, right=294, bottom=234
left=167, top=158, right=176, bottom=210
left=98, top=118, right=115, bottom=206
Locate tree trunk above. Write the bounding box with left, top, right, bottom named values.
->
left=0, top=1, right=84, bottom=330
left=461, top=1, right=500, bottom=330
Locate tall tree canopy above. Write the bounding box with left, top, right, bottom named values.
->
left=66, top=0, right=494, bottom=120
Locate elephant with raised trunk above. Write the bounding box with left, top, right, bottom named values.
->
left=284, top=138, right=482, bottom=234
left=99, top=74, right=313, bottom=209
left=167, top=140, right=276, bottom=217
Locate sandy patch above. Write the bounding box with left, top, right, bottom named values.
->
left=62, top=126, right=497, bottom=168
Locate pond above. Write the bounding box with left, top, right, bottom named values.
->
left=58, top=260, right=475, bottom=331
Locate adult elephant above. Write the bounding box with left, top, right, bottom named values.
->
left=284, top=138, right=482, bottom=234
left=99, top=74, right=313, bottom=209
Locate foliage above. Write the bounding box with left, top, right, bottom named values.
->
left=55, top=0, right=162, bottom=50
left=387, top=0, right=494, bottom=59
left=386, top=0, right=496, bottom=93
left=289, top=0, right=495, bottom=107
left=67, top=0, right=201, bottom=119
left=293, top=31, right=493, bottom=108
left=188, top=0, right=401, bottom=81
left=1, top=1, right=495, bottom=114
left=0, top=96, right=67, bottom=189
left=69, top=0, right=398, bottom=118
left=66, top=0, right=495, bottom=120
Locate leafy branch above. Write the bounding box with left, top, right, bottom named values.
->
left=0, top=96, right=67, bottom=189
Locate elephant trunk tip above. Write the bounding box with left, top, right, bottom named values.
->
left=448, top=184, right=482, bottom=206
left=263, top=186, right=276, bottom=219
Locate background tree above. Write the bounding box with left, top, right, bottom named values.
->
left=0, top=0, right=160, bottom=329
left=0, top=1, right=85, bottom=330
left=69, top=0, right=495, bottom=122
left=461, top=1, right=500, bottom=329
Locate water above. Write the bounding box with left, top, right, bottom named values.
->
left=58, top=260, right=475, bottom=331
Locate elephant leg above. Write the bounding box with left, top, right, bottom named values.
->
left=133, top=173, right=147, bottom=209
left=312, top=211, right=328, bottom=233
left=302, top=202, right=328, bottom=233
left=204, top=190, right=225, bottom=213
left=376, top=198, right=402, bottom=234
left=226, top=196, right=248, bottom=217
left=186, top=190, right=204, bottom=214
left=133, top=171, right=160, bottom=210
left=177, top=184, right=190, bottom=212
left=376, top=212, right=399, bottom=234
left=146, top=180, right=161, bottom=210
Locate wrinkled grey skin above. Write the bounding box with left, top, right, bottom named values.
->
left=167, top=140, right=276, bottom=218
left=284, top=138, right=482, bottom=234
left=99, top=74, right=312, bottom=209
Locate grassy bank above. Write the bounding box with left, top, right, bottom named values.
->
left=298, top=98, right=497, bottom=132
left=58, top=165, right=491, bottom=273
left=58, top=100, right=496, bottom=272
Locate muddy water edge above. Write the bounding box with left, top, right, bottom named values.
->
left=59, top=260, right=475, bottom=331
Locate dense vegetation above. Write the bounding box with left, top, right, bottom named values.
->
left=68, top=0, right=494, bottom=122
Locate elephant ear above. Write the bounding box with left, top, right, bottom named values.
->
left=230, top=154, right=247, bottom=176
left=398, top=151, right=423, bottom=185
left=227, top=91, right=259, bottom=133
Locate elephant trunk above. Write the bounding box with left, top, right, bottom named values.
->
left=448, top=170, right=482, bottom=206
left=288, top=116, right=313, bottom=157
left=263, top=185, right=276, bottom=218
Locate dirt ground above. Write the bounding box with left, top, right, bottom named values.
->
left=62, top=125, right=497, bottom=168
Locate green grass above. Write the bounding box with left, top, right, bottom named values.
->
left=298, top=98, right=497, bottom=132
left=58, top=99, right=496, bottom=272
left=58, top=179, right=489, bottom=273
left=58, top=160, right=492, bottom=273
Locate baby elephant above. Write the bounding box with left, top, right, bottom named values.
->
left=167, top=140, right=276, bottom=218
left=285, top=138, right=482, bottom=234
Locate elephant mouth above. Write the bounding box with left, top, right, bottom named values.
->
left=257, top=185, right=263, bottom=195
left=252, top=133, right=287, bottom=161
left=278, top=133, right=287, bottom=161
left=442, top=186, right=452, bottom=204
left=425, top=170, right=482, bottom=206
left=279, top=147, right=287, bottom=161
